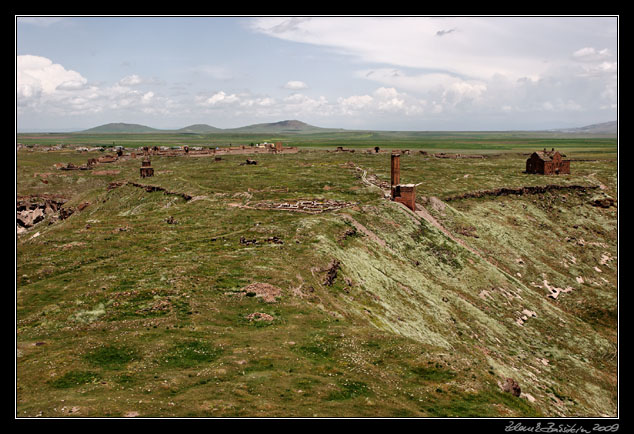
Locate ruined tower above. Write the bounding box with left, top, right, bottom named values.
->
left=390, top=152, right=416, bottom=211
left=390, top=153, right=400, bottom=195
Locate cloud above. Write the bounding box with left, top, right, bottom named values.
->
left=338, top=94, right=373, bottom=112
left=249, top=17, right=563, bottom=81
left=118, top=74, right=143, bottom=86
left=283, top=80, right=308, bottom=90
left=17, top=55, right=175, bottom=117
left=268, top=17, right=312, bottom=34
left=436, top=28, right=456, bottom=37
left=572, top=47, right=612, bottom=62
left=17, top=55, right=87, bottom=97
left=250, top=16, right=617, bottom=124
left=198, top=90, right=240, bottom=106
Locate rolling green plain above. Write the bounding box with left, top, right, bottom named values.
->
left=16, top=131, right=617, bottom=417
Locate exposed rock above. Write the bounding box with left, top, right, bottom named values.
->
left=323, top=259, right=340, bottom=286
left=502, top=377, right=521, bottom=397
left=592, top=197, right=615, bottom=208
left=16, top=197, right=68, bottom=232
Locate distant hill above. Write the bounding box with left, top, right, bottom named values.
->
left=224, top=120, right=344, bottom=134
left=81, top=123, right=162, bottom=134
left=76, top=120, right=617, bottom=136
left=78, top=120, right=341, bottom=135
left=551, top=121, right=617, bottom=135
left=175, top=124, right=222, bottom=134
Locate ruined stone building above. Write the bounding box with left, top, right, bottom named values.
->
left=140, top=158, right=154, bottom=178
left=526, top=148, right=571, bottom=175
left=390, top=153, right=416, bottom=211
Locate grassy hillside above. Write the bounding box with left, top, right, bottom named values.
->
left=16, top=145, right=617, bottom=417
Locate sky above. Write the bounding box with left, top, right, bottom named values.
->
left=16, top=16, right=618, bottom=132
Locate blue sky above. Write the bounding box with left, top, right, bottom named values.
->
left=16, top=16, right=618, bottom=131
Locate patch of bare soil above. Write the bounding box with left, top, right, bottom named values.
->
left=239, top=283, right=283, bottom=303
left=246, top=312, right=274, bottom=322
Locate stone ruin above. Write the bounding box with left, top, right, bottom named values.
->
left=525, top=148, right=570, bottom=175
left=17, top=196, right=67, bottom=233
left=15, top=196, right=88, bottom=234
left=390, top=153, right=416, bottom=211
left=140, top=158, right=154, bottom=178
left=250, top=199, right=356, bottom=214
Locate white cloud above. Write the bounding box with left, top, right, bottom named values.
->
left=17, top=55, right=175, bottom=118
left=338, top=94, right=373, bottom=113
left=198, top=91, right=240, bottom=106
left=17, top=55, right=87, bottom=97
left=283, top=80, right=308, bottom=90
left=119, top=74, right=143, bottom=86
left=250, top=17, right=561, bottom=81
left=572, top=47, right=612, bottom=62
left=248, top=16, right=616, bottom=127
left=141, top=91, right=154, bottom=103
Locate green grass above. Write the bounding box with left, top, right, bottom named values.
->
left=49, top=371, right=102, bottom=389
left=83, top=344, right=139, bottom=370
left=161, top=340, right=223, bottom=368
left=410, top=365, right=457, bottom=382
left=326, top=380, right=372, bottom=401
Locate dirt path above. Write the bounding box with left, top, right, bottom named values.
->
left=340, top=213, right=389, bottom=249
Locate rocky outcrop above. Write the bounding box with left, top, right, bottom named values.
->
left=502, top=378, right=522, bottom=397
left=16, top=197, right=67, bottom=233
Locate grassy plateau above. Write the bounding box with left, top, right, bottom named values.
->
left=16, top=133, right=617, bottom=417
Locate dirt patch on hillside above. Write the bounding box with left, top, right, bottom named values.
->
left=246, top=312, right=274, bottom=322
left=239, top=283, right=283, bottom=303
